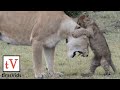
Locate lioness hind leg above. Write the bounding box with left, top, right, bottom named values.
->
left=101, top=57, right=111, bottom=75
left=43, top=46, right=63, bottom=79
left=32, top=40, right=44, bottom=79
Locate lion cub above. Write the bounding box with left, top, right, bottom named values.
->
left=72, top=15, right=117, bottom=76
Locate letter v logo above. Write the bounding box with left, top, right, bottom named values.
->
left=9, top=59, right=18, bottom=69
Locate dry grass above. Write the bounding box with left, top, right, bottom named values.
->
left=0, top=11, right=120, bottom=79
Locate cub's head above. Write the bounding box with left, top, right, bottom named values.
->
left=77, top=14, right=94, bottom=28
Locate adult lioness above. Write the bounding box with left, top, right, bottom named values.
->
left=0, top=11, right=89, bottom=79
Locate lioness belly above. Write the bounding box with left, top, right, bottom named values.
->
left=0, top=33, right=31, bottom=45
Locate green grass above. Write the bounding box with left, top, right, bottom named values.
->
left=0, top=11, right=120, bottom=79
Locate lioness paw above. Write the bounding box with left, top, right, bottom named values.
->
left=35, top=73, right=48, bottom=79
left=47, top=72, right=64, bottom=79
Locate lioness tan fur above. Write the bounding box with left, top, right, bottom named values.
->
left=0, top=11, right=85, bottom=78
left=72, top=15, right=117, bottom=76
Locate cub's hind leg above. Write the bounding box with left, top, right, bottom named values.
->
left=109, top=58, right=117, bottom=73
left=101, top=57, right=111, bottom=75
left=81, top=56, right=101, bottom=77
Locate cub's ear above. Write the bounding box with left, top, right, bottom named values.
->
left=82, top=12, right=89, bottom=17
left=79, top=15, right=86, bottom=20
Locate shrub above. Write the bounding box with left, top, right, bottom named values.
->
left=64, top=11, right=82, bottom=18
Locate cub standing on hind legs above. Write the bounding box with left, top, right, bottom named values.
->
left=72, top=14, right=117, bottom=76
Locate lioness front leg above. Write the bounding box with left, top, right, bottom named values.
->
left=43, top=46, right=63, bottom=78
left=32, top=40, right=44, bottom=79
